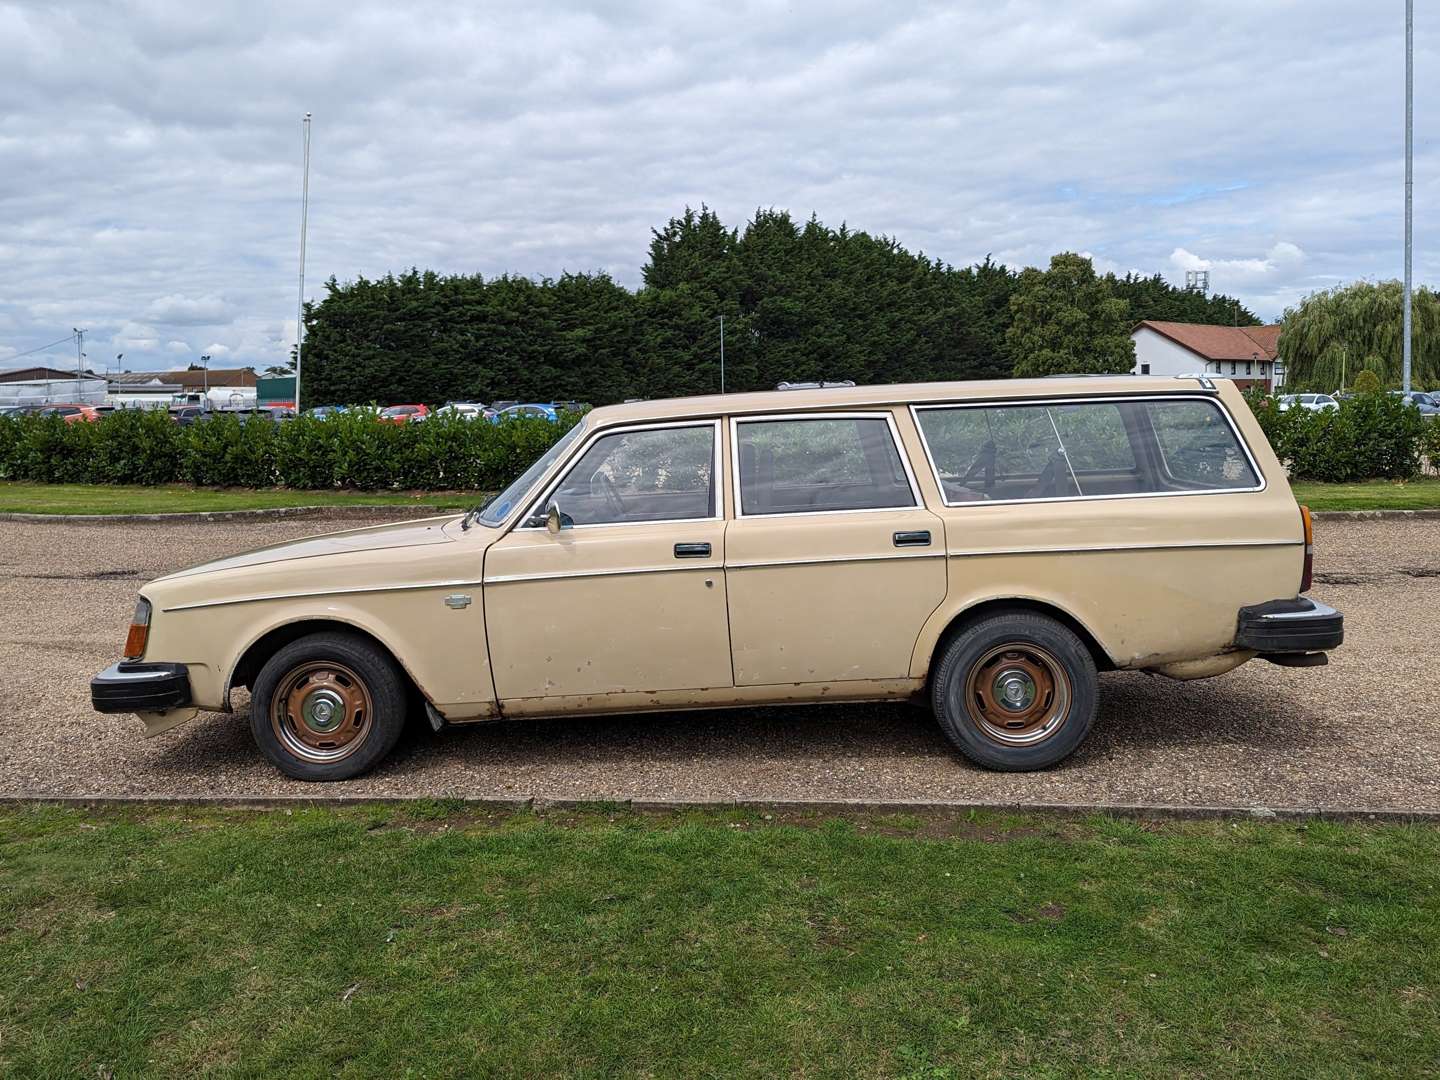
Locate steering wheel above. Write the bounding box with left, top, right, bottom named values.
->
left=594, top=472, right=627, bottom=518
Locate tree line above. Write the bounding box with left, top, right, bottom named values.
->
left=299, top=207, right=1259, bottom=406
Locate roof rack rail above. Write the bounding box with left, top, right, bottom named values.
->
left=775, top=380, right=857, bottom=391
left=1175, top=373, right=1217, bottom=390
left=1040, top=373, right=1132, bottom=379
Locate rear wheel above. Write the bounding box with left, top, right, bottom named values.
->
left=931, top=612, right=1098, bottom=771
left=249, top=632, right=408, bottom=781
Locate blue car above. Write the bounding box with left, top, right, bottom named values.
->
left=487, top=403, right=559, bottom=423
left=306, top=405, right=349, bottom=420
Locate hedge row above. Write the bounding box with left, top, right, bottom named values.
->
left=0, top=410, right=579, bottom=491
left=1245, top=389, right=1440, bottom=482
left=3, top=393, right=1435, bottom=491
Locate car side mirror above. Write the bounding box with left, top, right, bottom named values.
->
left=545, top=502, right=573, bottom=534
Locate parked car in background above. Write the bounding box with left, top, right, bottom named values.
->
left=429, top=402, right=487, bottom=420
left=552, top=400, right=591, bottom=414
left=306, top=405, right=348, bottom=420
left=170, top=406, right=207, bottom=426
left=1390, top=390, right=1440, bottom=416
left=378, top=404, right=430, bottom=425
left=92, top=375, right=1342, bottom=782
left=488, top=403, right=559, bottom=423
left=31, top=403, right=101, bottom=423
left=1277, top=393, right=1339, bottom=413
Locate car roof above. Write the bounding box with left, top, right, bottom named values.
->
left=582, top=376, right=1220, bottom=428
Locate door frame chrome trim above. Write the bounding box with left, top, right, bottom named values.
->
left=728, top=410, right=926, bottom=520
left=516, top=418, right=725, bottom=531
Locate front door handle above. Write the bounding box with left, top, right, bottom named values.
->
left=674, top=542, right=711, bottom=558
left=893, top=530, right=931, bottom=548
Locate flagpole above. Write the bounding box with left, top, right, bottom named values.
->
left=294, top=113, right=312, bottom=412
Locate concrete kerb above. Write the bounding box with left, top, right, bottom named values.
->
left=3, top=794, right=1439, bottom=823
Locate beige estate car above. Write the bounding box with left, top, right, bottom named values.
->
left=92, top=376, right=1343, bottom=780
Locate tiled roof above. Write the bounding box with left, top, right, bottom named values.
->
left=110, top=368, right=257, bottom=388
left=1134, top=321, right=1281, bottom=361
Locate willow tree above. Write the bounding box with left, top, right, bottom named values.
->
left=1278, top=280, right=1440, bottom=390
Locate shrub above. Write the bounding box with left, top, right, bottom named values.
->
left=0, top=409, right=582, bottom=492
left=1352, top=369, right=1381, bottom=394
left=1247, top=388, right=1425, bottom=482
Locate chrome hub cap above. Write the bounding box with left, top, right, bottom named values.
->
left=994, top=668, right=1037, bottom=712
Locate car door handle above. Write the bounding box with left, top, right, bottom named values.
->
left=674, top=542, right=711, bottom=558
left=893, top=530, right=931, bottom=548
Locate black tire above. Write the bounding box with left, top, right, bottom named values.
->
left=930, top=611, right=1098, bottom=771
left=249, top=631, right=409, bottom=781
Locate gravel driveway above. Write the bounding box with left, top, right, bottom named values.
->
left=1, top=513, right=1435, bottom=809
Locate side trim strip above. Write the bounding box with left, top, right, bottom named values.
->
left=947, top=539, right=1300, bottom=558
left=162, top=579, right=486, bottom=613
left=484, top=564, right=718, bottom=585
left=727, top=551, right=946, bottom=571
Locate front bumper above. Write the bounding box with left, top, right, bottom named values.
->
left=91, top=661, right=193, bottom=713
left=1235, top=597, right=1344, bottom=655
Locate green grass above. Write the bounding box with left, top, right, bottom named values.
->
left=1291, top=476, right=1440, bottom=511
left=2, top=805, right=1437, bottom=1078
left=2, top=478, right=1438, bottom=516
left=0, top=481, right=473, bottom=515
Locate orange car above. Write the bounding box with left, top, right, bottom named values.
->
left=377, top=404, right=429, bottom=425
left=32, top=403, right=101, bottom=423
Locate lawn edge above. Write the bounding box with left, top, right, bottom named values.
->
left=0, top=504, right=456, bottom=524
left=3, top=794, right=1438, bottom=822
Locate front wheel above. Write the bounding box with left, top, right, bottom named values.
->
left=930, top=612, right=1098, bottom=771
left=249, top=632, right=409, bottom=781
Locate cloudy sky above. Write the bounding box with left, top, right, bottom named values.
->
left=0, top=0, right=1434, bottom=374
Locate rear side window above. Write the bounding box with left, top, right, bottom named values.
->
left=735, top=416, right=916, bottom=515
left=914, top=397, right=1260, bottom=504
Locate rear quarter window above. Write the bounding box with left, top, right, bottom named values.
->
left=914, top=397, right=1260, bottom=505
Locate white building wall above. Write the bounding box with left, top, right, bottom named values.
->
left=1130, top=327, right=1208, bottom=378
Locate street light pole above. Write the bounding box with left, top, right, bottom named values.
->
left=294, top=112, right=312, bottom=413
left=73, top=327, right=85, bottom=398
left=1402, top=0, right=1413, bottom=393
left=201, top=354, right=211, bottom=401
left=718, top=315, right=726, bottom=393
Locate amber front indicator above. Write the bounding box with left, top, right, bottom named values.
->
left=123, top=596, right=152, bottom=659
left=1299, top=505, right=1314, bottom=593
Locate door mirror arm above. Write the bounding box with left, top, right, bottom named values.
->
left=545, top=502, right=574, bottom=534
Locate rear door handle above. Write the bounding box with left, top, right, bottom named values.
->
left=893, top=530, right=931, bottom=548
left=674, top=542, right=711, bottom=558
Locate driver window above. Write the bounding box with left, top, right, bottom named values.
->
left=545, top=424, right=716, bottom=525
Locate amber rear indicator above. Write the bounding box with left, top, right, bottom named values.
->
left=1299, top=505, right=1314, bottom=593
left=123, top=597, right=152, bottom=659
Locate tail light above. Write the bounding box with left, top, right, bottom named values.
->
left=1299, top=505, right=1314, bottom=593
left=123, top=596, right=152, bottom=659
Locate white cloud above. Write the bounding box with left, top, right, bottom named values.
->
left=143, top=293, right=236, bottom=325
left=0, top=0, right=1435, bottom=363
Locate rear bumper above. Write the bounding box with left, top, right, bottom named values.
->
left=91, top=661, right=192, bottom=713
left=1235, top=597, right=1344, bottom=654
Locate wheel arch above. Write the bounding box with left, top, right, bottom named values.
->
left=225, top=616, right=430, bottom=711
left=915, top=597, right=1115, bottom=689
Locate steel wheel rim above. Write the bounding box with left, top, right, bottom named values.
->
left=963, top=642, right=1071, bottom=746
left=270, top=660, right=374, bottom=764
